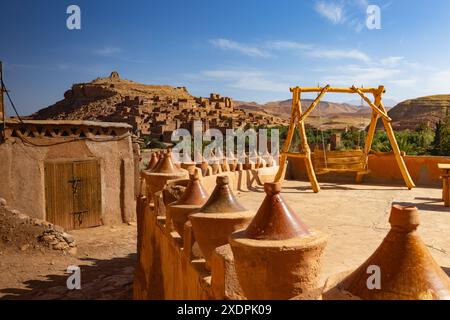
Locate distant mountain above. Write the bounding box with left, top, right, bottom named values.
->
left=380, top=94, right=450, bottom=130
left=235, top=99, right=362, bottom=119
left=234, top=99, right=371, bottom=130
left=347, top=98, right=398, bottom=109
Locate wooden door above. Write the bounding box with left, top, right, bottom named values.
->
left=45, top=159, right=102, bottom=230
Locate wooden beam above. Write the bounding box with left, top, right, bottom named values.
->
left=297, top=85, right=330, bottom=123
left=291, top=86, right=380, bottom=94
left=351, top=86, right=391, bottom=121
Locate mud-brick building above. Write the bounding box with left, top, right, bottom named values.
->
left=0, top=119, right=137, bottom=230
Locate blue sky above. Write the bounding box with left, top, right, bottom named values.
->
left=1, top=0, right=450, bottom=115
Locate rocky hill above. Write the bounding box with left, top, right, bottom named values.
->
left=30, top=72, right=286, bottom=140
left=31, top=71, right=193, bottom=121
left=382, top=95, right=450, bottom=130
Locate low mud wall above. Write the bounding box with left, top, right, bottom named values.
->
left=133, top=166, right=279, bottom=300
left=288, top=154, right=450, bottom=187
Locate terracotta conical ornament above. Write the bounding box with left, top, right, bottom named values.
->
left=142, top=149, right=188, bottom=200
left=189, top=176, right=253, bottom=268
left=245, top=182, right=310, bottom=240
left=199, top=176, right=246, bottom=213
left=229, top=182, right=327, bottom=300
left=146, top=152, right=159, bottom=171
left=168, top=170, right=209, bottom=236
left=152, top=150, right=184, bottom=174
left=326, top=205, right=450, bottom=300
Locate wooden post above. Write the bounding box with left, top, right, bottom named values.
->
left=356, top=89, right=383, bottom=184
left=378, top=92, right=415, bottom=189
left=296, top=92, right=320, bottom=193
left=274, top=89, right=298, bottom=182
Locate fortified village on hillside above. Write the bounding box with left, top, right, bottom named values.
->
left=31, top=72, right=286, bottom=143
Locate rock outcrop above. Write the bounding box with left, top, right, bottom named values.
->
left=382, top=95, right=450, bottom=130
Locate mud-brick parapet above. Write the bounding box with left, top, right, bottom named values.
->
left=323, top=204, right=450, bottom=300
left=229, top=182, right=327, bottom=300
left=133, top=192, right=246, bottom=300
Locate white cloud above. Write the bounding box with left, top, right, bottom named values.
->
left=211, top=38, right=370, bottom=63
left=422, top=70, right=450, bottom=94
left=94, top=46, right=122, bottom=57
left=314, top=0, right=377, bottom=32
left=388, top=78, right=418, bottom=87
left=210, top=39, right=270, bottom=58
left=199, top=69, right=290, bottom=93
left=310, top=48, right=370, bottom=62
left=315, top=1, right=345, bottom=24
left=316, top=64, right=401, bottom=86
left=266, top=41, right=313, bottom=51
left=381, top=56, right=404, bottom=66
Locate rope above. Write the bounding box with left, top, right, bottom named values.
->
left=1, top=79, right=23, bottom=123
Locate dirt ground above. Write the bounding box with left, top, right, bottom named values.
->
left=237, top=181, right=450, bottom=285
left=0, top=224, right=136, bottom=300
left=0, top=180, right=449, bottom=300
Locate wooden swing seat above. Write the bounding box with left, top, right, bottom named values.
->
left=274, top=85, right=415, bottom=192
left=312, top=148, right=369, bottom=176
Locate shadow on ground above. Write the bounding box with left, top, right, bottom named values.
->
left=0, top=253, right=136, bottom=300
left=281, top=183, right=407, bottom=193
left=412, top=197, right=450, bottom=213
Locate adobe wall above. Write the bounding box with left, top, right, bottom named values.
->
left=133, top=166, right=280, bottom=300
left=0, top=122, right=136, bottom=227
left=288, top=154, right=450, bottom=187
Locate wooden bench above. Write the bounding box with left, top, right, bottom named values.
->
left=313, top=147, right=369, bottom=183
left=438, top=163, right=450, bottom=207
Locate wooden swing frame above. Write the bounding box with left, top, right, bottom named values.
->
left=274, top=85, right=415, bottom=193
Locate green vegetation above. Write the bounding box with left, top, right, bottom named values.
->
left=141, top=114, right=450, bottom=157
left=265, top=119, right=450, bottom=156
left=141, top=136, right=167, bottom=149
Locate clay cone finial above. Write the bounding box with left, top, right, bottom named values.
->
left=199, top=176, right=246, bottom=213
left=244, top=182, right=310, bottom=241
left=146, top=152, right=159, bottom=171
left=152, top=149, right=182, bottom=174
left=173, top=170, right=209, bottom=206
left=336, top=204, right=450, bottom=300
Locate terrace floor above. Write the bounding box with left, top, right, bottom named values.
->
left=236, top=180, right=450, bottom=285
